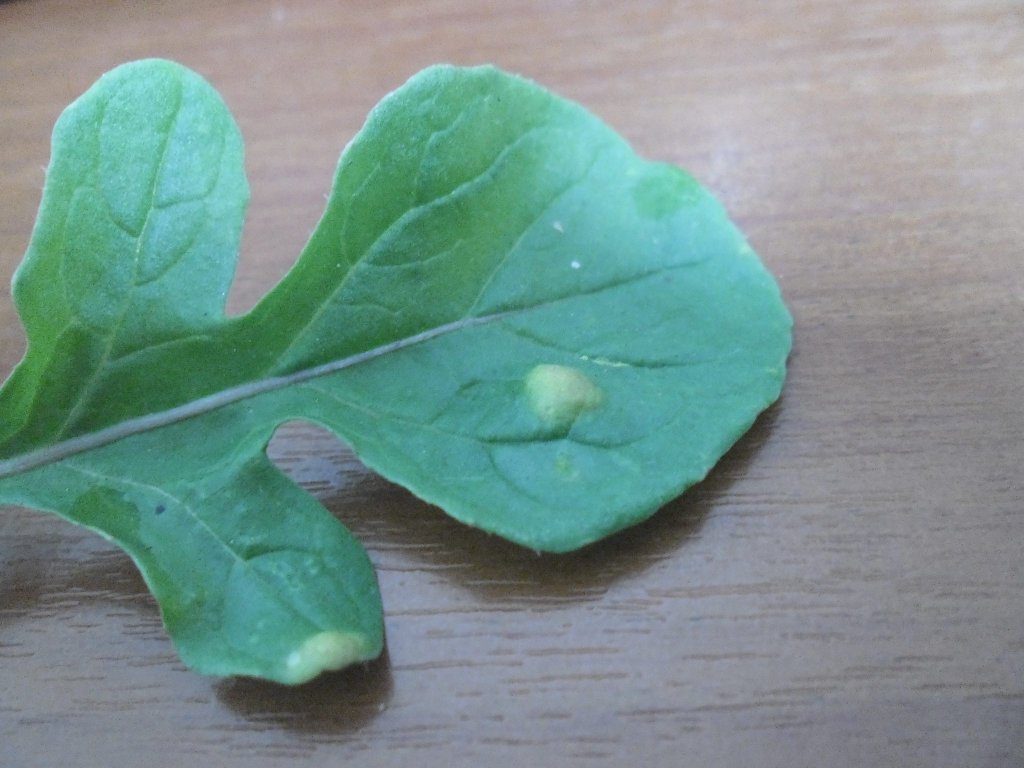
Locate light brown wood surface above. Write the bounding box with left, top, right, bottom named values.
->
left=1, top=1, right=1022, bottom=766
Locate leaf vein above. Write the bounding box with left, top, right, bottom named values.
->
left=274, top=125, right=551, bottom=365
left=62, top=461, right=330, bottom=633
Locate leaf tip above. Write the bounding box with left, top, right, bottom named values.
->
left=279, top=630, right=376, bottom=685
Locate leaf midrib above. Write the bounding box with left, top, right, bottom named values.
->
left=0, top=259, right=698, bottom=480
left=0, top=310, right=511, bottom=480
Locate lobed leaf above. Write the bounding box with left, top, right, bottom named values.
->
left=0, top=60, right=791, bottom=682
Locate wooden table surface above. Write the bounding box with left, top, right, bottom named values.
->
left=1, top=1, right=1021, bottom=766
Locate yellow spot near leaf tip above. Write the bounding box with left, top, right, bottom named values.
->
left=282, top=631, right=370, bottom=685
left=525, top=364, right=603, bottom=432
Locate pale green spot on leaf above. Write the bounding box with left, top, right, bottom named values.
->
left=525, top=363, right=604, bottom=433
left=554, top=451, right=578, bottom=480
left=632, top=164, right=701, bottom=218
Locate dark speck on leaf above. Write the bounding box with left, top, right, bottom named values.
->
left=155, top=504, right=166, bottom=515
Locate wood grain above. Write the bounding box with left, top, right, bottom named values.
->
left=1, top=1, right=1022, bottom=766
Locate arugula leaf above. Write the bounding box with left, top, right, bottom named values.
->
left=0, top=60, right=791, bottom=683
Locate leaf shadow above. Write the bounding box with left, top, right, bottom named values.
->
left=1, top=402, right=781, bottom=735
left=277, top=401, right=783, bottom=606
left=0, top=523, right=158, bottom=630
left=214, top=649, right=393, bottom=734
left=206, top=404, right=780, bottom=733
left=0, top=511, right=396, bottom=733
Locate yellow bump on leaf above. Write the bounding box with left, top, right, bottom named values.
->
left=525, top=363, right=603, bottom=432
left=281, top=631, right=371, bottom=685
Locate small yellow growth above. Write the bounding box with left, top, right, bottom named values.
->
left=525, top=364, right=603, bottom=432
left=281, top=631, right=371, bottom=685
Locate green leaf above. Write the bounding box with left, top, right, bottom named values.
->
left=0, top=59, right=791, bottom=682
